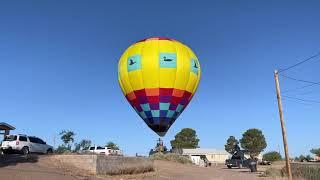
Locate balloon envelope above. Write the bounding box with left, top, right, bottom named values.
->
left=118, top=37, right=201, bottom=136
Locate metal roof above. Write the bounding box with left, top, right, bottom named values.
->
left=182, top=148, right=229, bottom=155
left=0, top=122, right=15, bottom=130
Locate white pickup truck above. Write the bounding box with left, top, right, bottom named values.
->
left=86, top=145, right=123, bottom=156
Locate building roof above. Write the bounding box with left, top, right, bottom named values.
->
left=182, top=148, right=229, bottom=155
left=0, top=122, right=15, bottom=130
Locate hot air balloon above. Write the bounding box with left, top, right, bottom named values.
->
left=118, top=37, right=201, bottom=136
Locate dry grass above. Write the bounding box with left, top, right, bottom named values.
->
left=149, top=153, right=192, bottom=164
left=100, top=157, right=154, bottom=175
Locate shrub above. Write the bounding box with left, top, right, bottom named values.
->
left=149, top=153, right=192, bottom=164
left=263, top=167, right=282, bottom=177
left=263, top=151, right=282, bottom=162
left=55, top=145, right=71, bottom=154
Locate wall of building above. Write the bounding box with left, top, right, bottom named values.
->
left=206, top=153, right=229, bottom=163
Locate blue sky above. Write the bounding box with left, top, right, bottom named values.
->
left=1, top=1, right=319, bottom=157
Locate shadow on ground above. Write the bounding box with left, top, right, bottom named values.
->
left=0, top=154, right=39, bottom=168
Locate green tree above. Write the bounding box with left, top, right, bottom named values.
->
left=106, top=141, right=119, bottom=150
left=298, top=155, right=306, bottom=162
left=170, top=128, right=199, bottom=149
left=59, top=130, right=75, bottom=150
left=75, top=139, right=92, bottom=151
left=263, top=151, right=282, bottom=162
left=240, top=128, right=267, bottom=158
left=310, top=148, right=320, bottom=157
left=224, top=136, right=240, bottom=154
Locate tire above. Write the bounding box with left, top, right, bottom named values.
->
left=21, top=147, right=29, bottom=155
left=227, top=165, right=232, bottom=169
left=47, top=148, right=53, bottom=154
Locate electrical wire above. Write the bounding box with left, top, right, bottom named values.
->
left=282, top=95, right=320, bottom=104
left=279, top=52, right=320, bottom=73
left=280, top=74, right=320, bottom=85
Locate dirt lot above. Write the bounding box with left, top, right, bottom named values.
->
left=0, top=154, right=273, bottom=180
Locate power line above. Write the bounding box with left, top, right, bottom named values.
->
left=282, top=97, right=317, bottom=106
left=279, top=52, right=320, bottom=73
left=282, top=95, right=320, bottom=104
left=280, top=74, right=320, bottom=85
left=282, top=83, right=318, bottom=93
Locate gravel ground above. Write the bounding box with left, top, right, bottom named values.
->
left=0, top=154, right=273, bottom=180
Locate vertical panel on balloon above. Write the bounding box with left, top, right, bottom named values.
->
left=126, top=43, right=145, bottom=91
left=159, top=40, right=176, bottom=88
left=173, top=42, right=191, bottom=91
left=186, top=73, right=198, bottom=93
left=141, top=40, right=159, bottom=89
left=119, top=51, right=133, bottom=95
left=185, top=46, right=201, bottom=95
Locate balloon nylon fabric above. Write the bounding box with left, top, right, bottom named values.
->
left=118, top=37, right=201, bottom=136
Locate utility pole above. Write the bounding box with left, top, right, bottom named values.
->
left=274, top=70, right=292, bottom=180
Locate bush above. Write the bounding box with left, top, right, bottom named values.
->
left=149, top=153, right=192, bottom=164
left=263, top=151, right=282, bottom=162
left=55, top=145, right=71, bottom=154
left=263, top=167, right=282, bottom=177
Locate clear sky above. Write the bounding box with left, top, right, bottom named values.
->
left=1, top=1, right=319, bottom=157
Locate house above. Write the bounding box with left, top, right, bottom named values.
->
left=0, top=122, right=15, bottom=140
left=182, top=148, right=229, bottom=164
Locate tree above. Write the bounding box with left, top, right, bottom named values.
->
left=224, top=136, right=240, bottom=154
left=75, top=139, right=92, bottom=151
left=310, top=148, right=320, bottom=157
left=170, top=128, right=199, bottom=149
left=263, top=151, right=282, bottom=162
left=106, top=141, right=119, bottom=150
left=240, top=128, right=267, bottom=158
left=59, top=130, right=75, bottom=150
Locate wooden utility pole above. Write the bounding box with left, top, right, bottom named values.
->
left=274, top=70, right=292, bottom=180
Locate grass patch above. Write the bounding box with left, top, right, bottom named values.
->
left=149, top=153, right=192, bottom=164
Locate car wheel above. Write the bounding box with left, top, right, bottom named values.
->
left=227, top=165, right=232, bottom=169
left=21, top=147, right=29, bottom=155
left=47, top=149, right=53, bottom=154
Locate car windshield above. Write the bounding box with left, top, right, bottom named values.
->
left=4, top=135, right=17, bottom=141
left=97, top=146, right=105, bottom=150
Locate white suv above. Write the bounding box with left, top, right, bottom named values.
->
left=1, top=134, right=53, bottom=155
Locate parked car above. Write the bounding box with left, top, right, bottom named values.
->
left=1, top=134, right=53, bottom=155
left=85, top=145, right=123, bottom=156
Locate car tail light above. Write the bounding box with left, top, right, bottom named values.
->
left=16, top=141, right=19, bottom=145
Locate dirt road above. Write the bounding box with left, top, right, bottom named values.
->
left=0, top=154, right=265, bottom=180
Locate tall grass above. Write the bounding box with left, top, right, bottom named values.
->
left=264, top=163, right=320, bottom=180
left=149, top=153, right=192, bottom=164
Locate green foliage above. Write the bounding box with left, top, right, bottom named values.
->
left=149, top=153, right=192, bottom=164
left=75, top=139, right=92, bottom=151
left=59, top=130, right=75, bottom=150
left=106, top=141, right=120, bottom=150
left=170, top=128, right=199, bottom=149
left=55, top=145, right=71, bottom=154
left=263, top=151, right=282, bottom=162
left=311, top=148, right=320, bottom=157
left=224, top=136, right=240, bottom=154
left=240, top=128, right=267, bottom=158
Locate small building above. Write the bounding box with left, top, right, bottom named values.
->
left=0, top=122, right=15, bottom=140
left=182, top=148, right=229, bottom=164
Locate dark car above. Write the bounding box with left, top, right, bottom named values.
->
left=225, top=151, right=257, bottom=172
